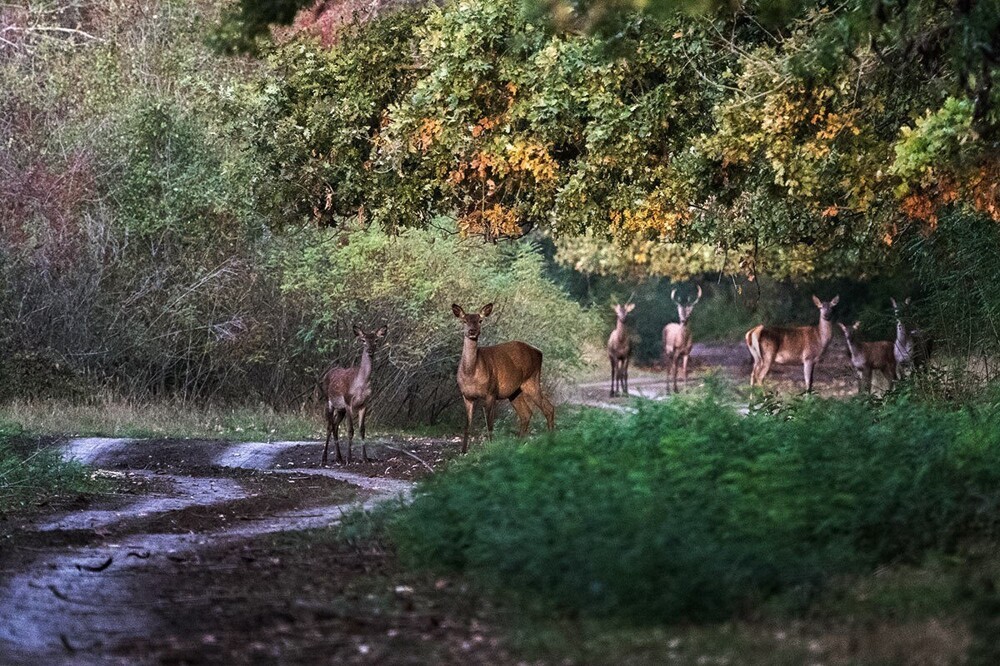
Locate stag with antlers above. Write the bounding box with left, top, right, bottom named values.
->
left=663, top=285, right=701, bottom=393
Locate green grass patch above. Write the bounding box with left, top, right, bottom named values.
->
left=0, top=419, right=99, bottom=516
left=0, top=398, right=322, bottom=441
left=390, top=388, right=1000, bottom=623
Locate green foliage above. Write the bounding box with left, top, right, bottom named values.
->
left=270, top=223, right=598, bottom=419
left=892, top=97, right=976, bottom=192
left=0, top=421, right=97, bottom=515
left=391, top=390, right=1000, bottom=621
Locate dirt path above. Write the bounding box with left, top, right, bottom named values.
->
left=0, top=437, right=418, bottom=665
left=570, top=339, right=863, bottom=409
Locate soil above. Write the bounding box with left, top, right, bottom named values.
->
left=0, top=436, right=438, bottom=665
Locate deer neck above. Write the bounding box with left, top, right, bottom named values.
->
left=355, top=345, right=373, bottom=385
left=895, top=319, right=911, bottom=345
left=460, top=336, right=479, bottom=376
left=817, top=315, right=834, bottom=350
left=614, top=319, right=627, bottom=339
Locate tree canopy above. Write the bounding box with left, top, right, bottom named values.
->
left=230, top=0, right=1000, bottom=279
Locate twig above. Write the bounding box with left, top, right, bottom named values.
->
left=378, top=444, right=434, bottom=473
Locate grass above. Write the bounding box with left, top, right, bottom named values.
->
left=0, top=419, right=103, bottom=517
left=390, top=386, right=1000, bottom=625
left=0, top=397, right=323, bottom=441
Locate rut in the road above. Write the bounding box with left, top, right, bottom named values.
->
left=0, top=437, right=414, bottom=665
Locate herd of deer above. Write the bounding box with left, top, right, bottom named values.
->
left=610, top=291, right=931, bottom=396
left=315, top=293, right=930, bottom=465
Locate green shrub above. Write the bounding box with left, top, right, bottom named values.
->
left=390, top=389, right=1000, bottom=622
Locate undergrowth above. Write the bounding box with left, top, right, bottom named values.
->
left=0, top=420, right=97, bottom=516
left=390, top=387, right=1000, bottom=623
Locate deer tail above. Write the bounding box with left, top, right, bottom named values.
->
left=745, top=326, right=763, bottom=364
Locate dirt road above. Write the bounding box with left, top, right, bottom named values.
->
left=0, top=437, right=428, bottom=665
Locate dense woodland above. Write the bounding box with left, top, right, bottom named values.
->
left=4, top=0, right=1000, bottom=413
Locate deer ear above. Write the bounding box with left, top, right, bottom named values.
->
left=625, top=303, right=635, bottom=313
left=451, top=304, right=465, bottom=319
left=353, top=325, right=364, bottom=337
left=812, top=295, right=822, bottom=308
left=830, top=295, right=840, bottom=306
left=852, top=320, right=861, bottom=330
left=375, top=326, right=387, bottom=337
left=480, top=303, right=494, bottom=317
left=905, top=297, right=911, bottom=305
left=891, top=297, right=898, bottom=309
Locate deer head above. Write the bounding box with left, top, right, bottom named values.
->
left=671, top=285, right=702, bottom=324
left=353, top=324, right=388, bottom=352
left=838, top=320, right=861, bottom=343
left=612, top=302, right=635, bottom=323
left=811, top=294, right=840, bottom=321
left=452, top=303, right=493, bottom=341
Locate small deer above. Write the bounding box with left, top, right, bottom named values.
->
left=891, top=297, right=932, bottom=377
left=839, top=321, right=896, bottom=393
left=320, top=325, right=387, bottom=465
left=452, top=303, right=555, bottom=453
left=746, top=295, right=839, bottom=392
left=662, top=285, right=702, bottom=393
left=607, top=302, right=635, bottom=397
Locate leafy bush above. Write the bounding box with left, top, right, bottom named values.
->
left=391, top=389, right=1000, bottom=621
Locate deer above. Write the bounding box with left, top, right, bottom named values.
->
left=607, top=302, right=635, bottom=397
left=662, top=285, right=702, bottom=393
left=320, top=324, right=387, bottom=465
left=839, top=321, right=896, bottom=393
left=451, top=303, right=555, bottom=453
left=891, top=297, right=932, bottom=377
left=745, top=295, right=840, bottom=392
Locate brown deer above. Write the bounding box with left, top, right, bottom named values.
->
left=320, top=325, right=387, bottom=465
left=745, top=295, right=839, bottom=392
left=607, top=302, right=635, bottom=397
left=839, top=321, right=896, bottom=393
left=891, top=297, right=932, bottom=377
left=662, top=285, right=702, bottom=393
left=452, top=303, right=555, bottom=453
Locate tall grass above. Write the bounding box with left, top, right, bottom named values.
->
left=0, top=398, right=321, bottom=441
left=390, top=388, right=1000, bottom=622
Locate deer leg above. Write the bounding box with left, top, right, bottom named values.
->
left=672, top=356, right=680, bottom=393
left=803, top=360, right=815, bottom=393
left=883, top=367, right=895, bottom=392
left=483, top=396, right=497, bottom=440
left=462, top=397, right=475, bottom=454
left=756, top=355, right=773, bottom=386
left=357, top=405, right=372, bottom=462
left=322, top=406, right=334, bottom=466
left=609, top=356, right=617, bottom=397
left=863, top=368, right=873, bottom=394
left=345, top=409, right=355, bottom=464
left=332, top=409, right=345, bottom=465
left=511, top=394, right=532, bottom=436
left=682, top=353, right=689, bottom=392
left=622, top=356, right=630, bottom=396
left=523, top=376, right=555, bottom=431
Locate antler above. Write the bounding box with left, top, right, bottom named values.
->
left=691, top=285, right=703, bottom=306
left=670, top=288, right=680, bottom=305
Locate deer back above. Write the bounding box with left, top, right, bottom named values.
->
left=759, top=325, right=824, bottom=363
left=861, top=340, right=897, bottom=371
left=461, top=341, right=542, bottom=400
left=323, top=367, right=362, bottom=406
